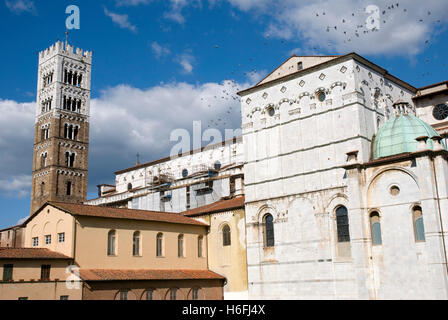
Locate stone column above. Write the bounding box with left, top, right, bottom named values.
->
left=344, top=151, right=375, bottom=299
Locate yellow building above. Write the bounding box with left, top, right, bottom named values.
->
left=0, top=202, right=225, bottom=300
left=183, top=196, right=248, bottom=299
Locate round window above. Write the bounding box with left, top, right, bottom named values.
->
left=268, top=107, right=275, bottom=117
left=317, top=91, right=326, bottom=102
left=433, top=104, right=448, bottom=121
left=390, top=185, right=400, bottom=196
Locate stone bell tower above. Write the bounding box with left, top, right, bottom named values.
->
left=30, top=41, right=93, bottom=214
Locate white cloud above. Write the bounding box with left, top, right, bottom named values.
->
left=164, top=0, right=200, bottom=24
left=223, top=0, right=448, bottom=56
left=104, top=7, right=138, bottom=33
left=176, top=53, right=195, bottom=74
left=151, top=42, right=171, bottom=59
left=226, top=0, right=270, bottom=11
left=115, top=0, right=151, bottom=6
left=17, top=216, right=28, bottom=225
left=5, top=0, right=36, bottom=14
left=0, top=175, right=31, bottom=198
left=0, top=80, right=246, bottom=197
left=245, top=69, right=268, bottom=84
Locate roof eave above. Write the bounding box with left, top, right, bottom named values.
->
left=237, top=52, right=416, bottom=97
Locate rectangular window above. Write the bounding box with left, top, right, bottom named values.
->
left=40, top=265, right=51, bottom=281
left=58, top=232, right=65, bottom=243
left=18, top=297, right=28, bottom=300
left=66, top=181, right=72, bottom=196
left=60, top=295, right=69, bottom=300
left=32, top=237, right=38, bottom=247
left=3, top=264, right=13, bottom=281
left=146, top=290, right=153, bottom=300
left=45, top=234, right=51, bottom=245
left=198, top=236, right=203, bottom=258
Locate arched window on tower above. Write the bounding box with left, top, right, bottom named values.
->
left=68, top=124, right=73, bottom=139
left=369, top=211, right=382, bottom=245
left=40, top=153, right=47, bottom=168
left=222, top=225, right=231, bottom=246
left=413, top=206, right=426, bottom=242
left=69, top=153, right=75, bottom=167
left=73, top=126, right=79, bottom=141
left=263, top=214, right=275, bottom=247
left=336, top=206, right=350, bottom=243
left=40, top=182, right=45, bottom=197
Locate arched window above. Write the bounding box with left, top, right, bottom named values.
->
left=182, top=169, right=188, bottom=178
left=40, top=153, right=47, bottom=168
left=73, top=126, right=79, bottom=141
left=336, top=206, right=350, bottom=243
left=264, top=214, right=275, bottom=247
left=169, top=288, right=177, bottom=300
left=127, top=183, right=133, bottom=191
left=413, top=206, right=426, bottom=242
left=156, top=233, right=163, bottom=257
left=369, top=212, right=382, bottom=245
left=198, top=235, right=203, bottom=258
left=65, top=152, right=70, bottom=166
left=69, top=153, right=75, bottom=167
left=108, top=230, right=116, bottom=256
left=222, top=225, right=231, bottom=246
left=192, top=288, right=200, bottom=300
left=68, top=124, right=73, bottom=139
left=177, top=234, right=184, bottom=257
left=40, top=182, right=45, bottom=197
left=133, top=231, right=141, bottom=256
left=143, top=289, right=154, bottom=300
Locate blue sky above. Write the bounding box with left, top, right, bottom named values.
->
left=0, top=0, right=447, bottom=229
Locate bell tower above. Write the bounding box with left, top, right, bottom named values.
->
left=30, top=41, right=93, bottom=214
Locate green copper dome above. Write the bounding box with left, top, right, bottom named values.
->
left=372, top=113, right=444, bottom=159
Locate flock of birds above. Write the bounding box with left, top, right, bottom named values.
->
left=196, top=2, right=446, bottom=130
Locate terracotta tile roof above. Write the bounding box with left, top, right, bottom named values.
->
left=0, top=248, right=72, bottom=260
left=48, top=202, right=208, bottom=227
left=182, top=196, right=245, bottom=217
left=78, top=269, right=225, bottom=281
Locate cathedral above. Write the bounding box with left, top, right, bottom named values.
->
left=0, top=41, right=448, bottom=300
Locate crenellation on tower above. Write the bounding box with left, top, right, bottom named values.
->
left=31, top=40, right=92, bottom=215
left=38, top=41, right=92, bottom=64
